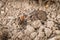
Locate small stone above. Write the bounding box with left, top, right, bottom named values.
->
left=48, top=36, right=60, bottom=40
left=32, top=20, right=41, bottom=28
left=29, top=10, right=38, bottom=21
left=0, top=31, right=2, bottom=38
left=48, top=37, right=55, bottom=40
left=47, top=20, right=54, bottom=29
left=30, top=32, right=37, bottom=39
left=34, top=36, right=39, bottom=40
left=0, top=31, right=2, bottom=34
left=54, top=30, right=60, bottom=35
left=57, top=14, right=60, bottom=18
left=18, top=31, right=24, bottom=39
left=56, top=14, right=60, bottom=23
left=51, top=12, right=56, bottom=19
left=1, top=30, right=9, bottom=40
left=44, top=28, right=52, bottom=37
left=0, top=1, right=4, bottom=8
left=24, top=25, right=35, bottom=35
left=37, top=10, right=47, bottom=21
left=38, top=31, right=44, bottom=38
left=38, top=25, right=45, bottom=32
left=22, top=36, right=31, bottom=40
left=1, top=0, right=7, bottom=2
left=55, top=36, right=60, bottom=40
left=1, top=11, right=4, bottom=14
left=45, top=4, right=49, bottom=8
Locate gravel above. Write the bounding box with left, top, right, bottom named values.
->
left=0, top=0, right=60, bottom=40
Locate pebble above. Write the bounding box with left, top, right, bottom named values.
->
left=44, top=28, right=52, bottom=37
left=32, top=20, right=41, bottom=28
left=48, top=35, right=60, bottom=40
left=1, top=0, right=7, bottom=2
left=0, top=1, right=4, bottom=8
left=1, top=11, right=4, bottom=14
left=56, top=17, right=60, bottom=24
left=38, top=25, right=45, bottom=32
left=37, top=10, right=47, bottom=21
left=38, top=31, right=44, bottom=38
left=30, top=32, right=37, bottom=39
left=48, top=37, right=55, bottom=40
left=18, top=31, right=24, bottom=39
left=57, top=14, right=60, bottom=20
left=24, top=25, right=35, bottom=35
left=0, top=31, right=2, bottom=38
left=34, top=36, right=39, bottom=40
left=54, top=30, right=60, bottom=35
left=47, top=20, right=54, bottom=29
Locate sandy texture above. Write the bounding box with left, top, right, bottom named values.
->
left=0, top=0, right=60, bottom=40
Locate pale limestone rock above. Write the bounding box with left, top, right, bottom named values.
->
left=1, top=11, right=4, bottom=14
left=11, top=30, right=18, bottom=39
left=48, top=37, right=55, bottom=40
left=55, top=36, right=60, bottom=40
left=48, top=36, right=60, bottom=40
left=32, top=20, right=41, bottom=28
left=38, top=31, right=44, bottom=38
left=24, top=25, right=35, bottom=35
left=51, top=12, right=56, bottom=19
left=30, top=32, right=37, bottom=39
left=56, top=14, right=60, bottom=23
left=57, top=18, right=60, bottom=24
left=22, top=36, right=31, bottom=40
left=38, top=25, right=45, bottom=32
left=11, top=2, right=21, bottom=8
left=44, top=28, right=52, bottom=37
left=47, top=20, right=54, bottom=28
left=0, top=1, right=4, bottom=8
left=54, top=30, right=60, bottom=35
left=1, top=0, right=7, bottom=2
left=18, top=31, right=24, bottom=39
left=57, top=14, right=60, bottom=19
left=34, top=36, right=39, bottom=40
left=0, top=31, right=2, bottom=39
left=0, top=31, right=2, bottom=35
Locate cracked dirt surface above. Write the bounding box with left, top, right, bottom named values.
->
left=0, top=0, right=60, bottom=40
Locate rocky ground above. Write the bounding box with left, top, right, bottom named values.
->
left=0, top=0, right=60, bottom=40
